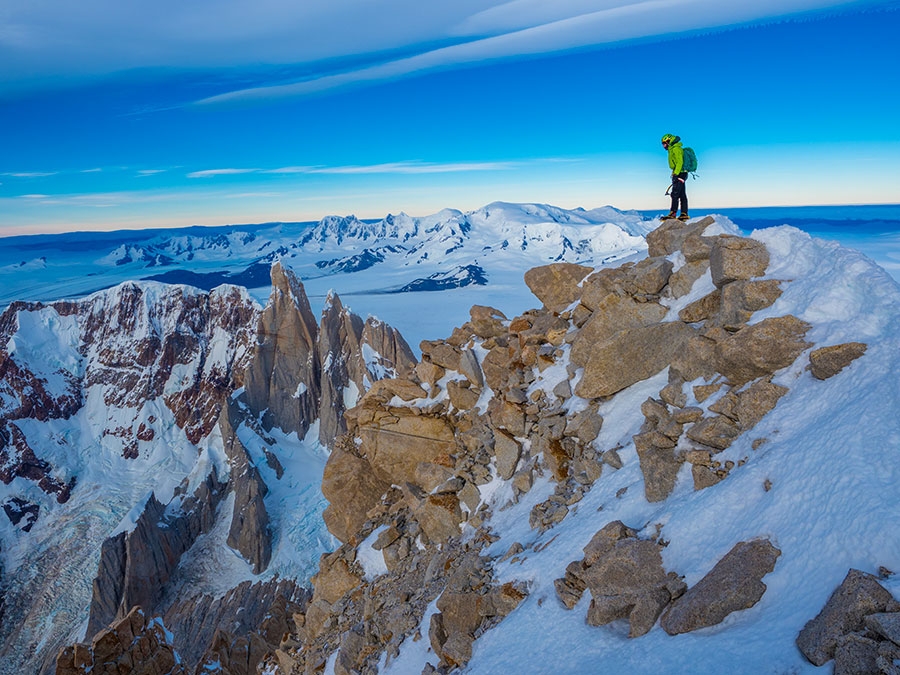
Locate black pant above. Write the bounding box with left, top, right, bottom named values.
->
left=670, top=173, right=688, bottom=214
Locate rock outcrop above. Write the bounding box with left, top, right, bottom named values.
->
left=660, top=539, right=781, bottom=634
left=554, top=521, right=687, bottom=638
left=797, top=569, right=900, bottom=669
left=85, top=472, right=226, bottom=639
left=57, top=607, right=184, bottom=675
left=220, top=401, right=272, bottom=575
left=242, top=262, right=321, bottom=439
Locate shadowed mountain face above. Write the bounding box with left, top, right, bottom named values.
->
left=0, top=262, right=414, bottom=674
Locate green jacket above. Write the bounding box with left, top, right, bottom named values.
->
left=667, top=139, right=684, bottom=175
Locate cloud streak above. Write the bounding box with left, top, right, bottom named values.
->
left=1, top=0, right=885, bottom=97
left=190, top=160, right=519, bottom=177
left=196, top=0, right=887, bottom=103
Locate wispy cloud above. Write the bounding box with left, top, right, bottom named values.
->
left=3, top=171, right=58, bottom=178
left=266, top=160, right=517, bottom=175
left=191, top=160, right=517, bottom=177
left=187, top=168, right=260, bottom=178
left=309, top=160, right=518, bottom=174
left=195, top=0, right=883, bottom=104
left=1, top=1, right=882, bottom=97
left=81, top=168, right=103, bottom=173
left=137, top=169, right=167, bottom=177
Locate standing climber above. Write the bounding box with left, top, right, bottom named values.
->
left=661, top=133, right=689, bottom=221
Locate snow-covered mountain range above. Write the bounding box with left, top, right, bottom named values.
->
left=0, top=203, right=651, bottom=350
left=1, top=203, right=899, bottom=675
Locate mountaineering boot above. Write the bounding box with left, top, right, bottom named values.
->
left=659, top=211, right=677, bottom=220
left=678, top=212, right=690, bottom=221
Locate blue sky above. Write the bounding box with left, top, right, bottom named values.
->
left=1, top=0, right=898, bottom=235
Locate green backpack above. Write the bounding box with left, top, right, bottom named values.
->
left=683, top=146, right=698, bottom=175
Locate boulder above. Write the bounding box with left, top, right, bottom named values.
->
left=321, top=445, right=391, bottom=543
left=312, top=553, right=362, bottom=606
left=524, top=263, right=593, bottom=313
left=481, top=345, right=512, bottom=392
left=421, top=341, right=461, bottom=372
left=414, top=493, right=463, bottom=543
left=365, top=379, right=428, bottom=402
left=629, top=256, right=675, bottom=296
left=865, top=612, right=900, bottom=645
left=469, top=305, right=508, bottom=339
left=715, top=315, right=812, bottom=386
left=809, top=342, right=868, bottom=380
left=716, top=279, right=783, bottom=329
left=359, top=413, right=456, bottom=486
left=447, top=380, right=480, bottom=410
left=685, top=415, right=742, bottom=452
left=708, top=235, right=770, bottom=287
left=797, top=569, right=900, bottom=666
left=660, top=539, right=781, bottom=634
left=570, top=295, right=669, bottom=366
left=634, top=432, right=683, bottom=503
left=833, top=633, right=880, bottom=675
left=576, top=322, right=697, bottom=399
left=667, top=260, right=710, bottom=299
left=678, top=290, right=721, bottom=324
left=494, top=430, right=522, bottom=480
left=580, top=535, right=685, bottom=637
left=458, top=349, right=484, bottom=388
left=646, top=216, right=714, bottom=257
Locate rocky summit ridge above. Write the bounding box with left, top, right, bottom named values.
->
left=1, top=213, right=899, bottom=674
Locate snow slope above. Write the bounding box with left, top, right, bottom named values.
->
left=376, top=223, right=900, bottom=674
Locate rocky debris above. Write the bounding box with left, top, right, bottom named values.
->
left=269, top=498, right=526, bottom=675
left=524, top=262, right=593, bottom=313
left=554, top=521, right=686, bottom=637
left=248, top=216, right=871, bottom=673
left=660, top=539, right=781, bottom=634
left=715, top=315, right=812, bottom=386
left=797, top=569, right=900, bottom=667
left=56, top=606, right=185, bottom=675
left=809, top=342, right=868, bottom=380
left=85, top=472, right=226, bottom=639
left=708, top=234, right=770, bottom=287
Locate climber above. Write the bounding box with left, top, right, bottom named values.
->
left=661, top=133, right=689, bottom=221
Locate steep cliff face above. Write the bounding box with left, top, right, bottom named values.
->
left=242, top=262, right=321, bottom=439
left=0, top=262, right=414, bottom=674
left=316, top=292, right=417, bottom=447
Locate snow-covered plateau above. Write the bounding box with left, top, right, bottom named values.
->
left=0, top=202, right=898, bottom=675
